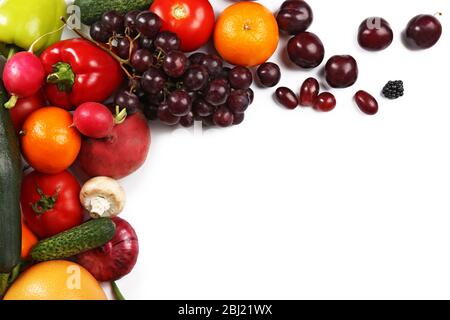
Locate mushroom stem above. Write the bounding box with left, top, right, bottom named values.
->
left=89, top=196, right=112, bottom=218
left=80, top=177, right=126, bottom=219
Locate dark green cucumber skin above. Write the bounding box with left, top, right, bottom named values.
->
left=31, top=218, right=116, bottom=262
left=0, top=82, right=22, bottom=273
left=74, top=0, right=154, bottom=25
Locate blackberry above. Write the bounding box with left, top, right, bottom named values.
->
left=382, top=80, right=404, bottom=99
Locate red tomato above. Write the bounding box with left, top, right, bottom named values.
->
left=9, top=91, right=46, bottom=134
left=21, top=170, right=83, bottom=239
left=150, top=0, right=215, bottom=52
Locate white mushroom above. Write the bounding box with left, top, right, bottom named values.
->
left=80, top=176, right=126, bottom=219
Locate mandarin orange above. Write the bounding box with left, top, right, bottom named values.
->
left=21, top=107, right=81, bottom=174
left=214, top=2, right=279, bottom=67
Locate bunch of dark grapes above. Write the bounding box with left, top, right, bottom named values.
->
left=90, top=10, right=254, bottom=128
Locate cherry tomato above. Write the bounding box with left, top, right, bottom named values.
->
left=21, top=170, right=83, bottom=239
left=150, top=0, right=215, bottom=52
left=9, top=91, right=46, bottom=134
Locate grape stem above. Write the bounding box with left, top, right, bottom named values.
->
left=28, top=24, right=66, bottom=53
left=123, top=34, right=135, bottom=64
left=60, top=16, right=134, bottom=80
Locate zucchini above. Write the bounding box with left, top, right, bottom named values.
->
left=0, top=78, right=22, bottom=296
left=31, top=218, right=116, bottom=262
left=74, top=0, right=154, bottom=25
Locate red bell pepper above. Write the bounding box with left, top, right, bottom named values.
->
left=40, top=39, right=124, bottom=110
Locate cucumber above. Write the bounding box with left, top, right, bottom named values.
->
left=0, top=78, right=22, bottom=296
left=31, top=218, right=116, bottom=262
left=0, top=81, right=22, bottom=270
left=74, top=0, right=154, bottom=25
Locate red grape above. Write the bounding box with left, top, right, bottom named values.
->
left=180, top=112, right=195, bottom=127
left=405, top=14, right=442, bottom=49
left=163, top=51, right=188, bottom=78
left=141, top=67, right=166, bottom=95
left=154, top=31, right=181, bottom=53
left=183, top=66, right=209, bottom=92
left=277, top=0, right=313, bottom=35
left=314, top=92, right=336, bottom=112
left=205, top=79, right=230, bottom=106
left=90, top=21, right=112, bottom=43
left=358, top=17, right=393, bottom=51
left=325, top=55, right=358, bottom=88
left=131, top=49, right=155, bottom=72
left=102, top=11, right=125, bottom=34
left=287, top=32, right=324, bottom=69
left=136, top=11, right=161, bottom=39
left=299, top=77, right=319, bottom=107
left=275, top=87, right=298, bottom=109
left=354, top=90, right=378, bottom=115
left=227, top=90, right=250, bottom=114
left=257, top=62, right=281, bottom=88
left=193, top=98, right=215, bottom=117
left=167, top=90, right=192, bottom=116
left=228, top=66, right=253, bottom=90
left=213, top=106, right=234, bottom=127
left=158, top=103, right=180, bottom=125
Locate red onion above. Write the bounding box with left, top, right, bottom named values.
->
left=76, top=217, right=139, bottom=282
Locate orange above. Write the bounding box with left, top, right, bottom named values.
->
left=214, top=2, right=279, bottom=67
left=3, top=260, right=107, bottom=300
left=21, top=107, right=81, bottom=174
left=21, top=221, right=38, bottom=259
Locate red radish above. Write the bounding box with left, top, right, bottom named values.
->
left=9, top=91, right=46, bottom=134
left=76, top=217, right=139, bottom=282
left=73, top=102, right=126, bottom=139
left=2, top=52, right=45, bottom=109
left=78, top=112, right=151, bottom=179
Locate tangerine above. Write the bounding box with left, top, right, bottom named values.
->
left=21, top=107, right=81, bottom=174
left=214, top=2, right=279, bottom=67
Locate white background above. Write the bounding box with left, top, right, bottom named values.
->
left=67, top=0, right=450, bottom=299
